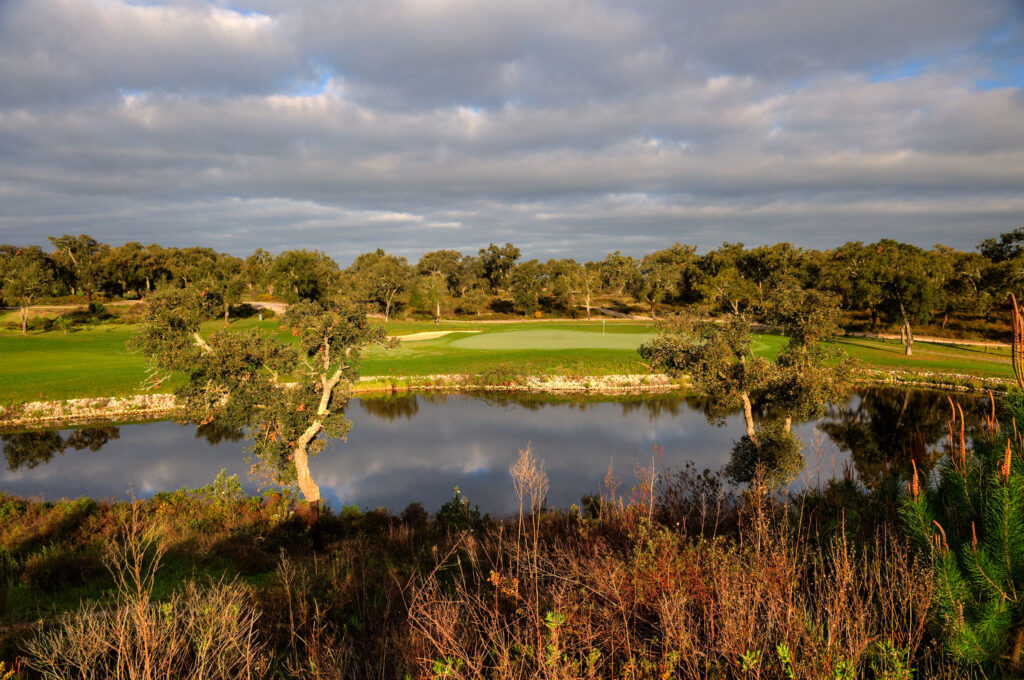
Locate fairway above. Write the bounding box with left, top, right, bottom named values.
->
left=0, top=318, right=1014, bottom=406
left=448, top=328, right=654, bottom=350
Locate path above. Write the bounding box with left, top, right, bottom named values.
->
left=596, top=307, right=653, bottom=320
left=844, top=331, right=1009, bottom=350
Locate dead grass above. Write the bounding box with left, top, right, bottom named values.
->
left=1, top=455, right=978, bottom=679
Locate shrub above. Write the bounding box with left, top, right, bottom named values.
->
left=902, top=395, right=1024, bottom=673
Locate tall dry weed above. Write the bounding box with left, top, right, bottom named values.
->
left=23, top=501, right=268, bottom=680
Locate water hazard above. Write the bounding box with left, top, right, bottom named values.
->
left=0, top=389, right=987, bottom=515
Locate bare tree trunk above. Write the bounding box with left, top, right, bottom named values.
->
left=900, top=304, right=914, bottom=356
left=292, top=444, right=321, bottom=504
left=20, top=306, right=28, bottom=335
left=740, top=392, right=758, bottom=446
left=224, top=303, right=230, bottom=325
left=941, top=313, right=949, bottom=329
left=584, top=292, right=592, bottom=321
left=783, top=415, right=792, bottom=433
left=435, top=299, right=440, bottom=325
left=145, top=276, right=151, bottom=292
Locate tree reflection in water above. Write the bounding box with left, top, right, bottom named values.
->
left=356, top=394, right=421, bottom=421
left=0, top=389, right=992, bottom=492
left=817, top=388, right=986, bottom=489
left=1, top=427, right=120, bottom=471
left=194, top=421, right=245, bottom=445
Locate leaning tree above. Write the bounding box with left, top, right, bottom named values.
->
left=131, top=287, right=390, bottom=508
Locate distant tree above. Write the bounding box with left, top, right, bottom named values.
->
left=417, top=250, right=462, bottom=292
left=417, top=250, right=463, bottom=321
left=600, top=251, right=636, bottom=296
left=933, top=246, right=986, bottom=328
left=349, top=249, right=411, bottom=321
left=412, top=272, right=448, bottom=323
left=1, top=247, right=57, bottom=334
left=550, top=259, right=602, bottom=320
left=270, top=250, right=341, bottom=304
left=131, top=288, right=390, bottom=509
left=104, top=242, right=148, bottom=296
left=979, top=227, right=1024, bottom=263
left=206, top=255, right=247, bottom=324
left=818, top=241, right=886, bottom=329
left=510, top=260, right=543, bottom=316
left=479, top=243, right=520, bottom=293
left=140, top=243, right=172, bottom=293
left=652, top=243, right=701, bottom=304
left=741, top=242, right=808, bottom=302
left=627, top=254, right=677, bottom=319
left=243, top=248, right=275, bottom=296
left=456, top=254, right=486, bottom=297
left=697, top=243, right=757, bottom=315
left=167, top=247, right=219, bottom=288
left=48, top=233, right=109, bottom=301
left=874, top=240, right=942, bottom=355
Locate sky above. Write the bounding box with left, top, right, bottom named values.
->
left=0, top=0, right=1022, bottom=266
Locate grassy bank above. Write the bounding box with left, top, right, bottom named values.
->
left=0, top=318, right=1013, bottom=405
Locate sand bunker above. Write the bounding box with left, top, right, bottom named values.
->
left=394, top=330, right=483, bottom=342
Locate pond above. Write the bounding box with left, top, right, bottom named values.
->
left=0, top=389, right=988, bottom=515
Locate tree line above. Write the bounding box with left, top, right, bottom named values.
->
left=2, top=229, right=1022, bottom=351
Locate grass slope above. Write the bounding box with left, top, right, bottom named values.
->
left=0, top=319, right=1012, bottom=405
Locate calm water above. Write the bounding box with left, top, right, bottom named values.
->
left=0, top=389, right=986, bottom=514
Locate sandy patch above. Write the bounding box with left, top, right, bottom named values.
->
left=394, top=330, right=483, bottom=342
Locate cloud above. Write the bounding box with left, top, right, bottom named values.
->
left=0, top=0, right=1021, bottom=262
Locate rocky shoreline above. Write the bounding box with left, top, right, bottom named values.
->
left=0, top=370, right=1010, bottom=428
left=0, top=374, right=682, bottom=428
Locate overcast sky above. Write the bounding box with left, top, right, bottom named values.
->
left=1, top=0, right=1022, bottom=265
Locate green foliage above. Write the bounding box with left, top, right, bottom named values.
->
left=269, top=249, right=341, bottom=304
left=1, top=247, right=57, bottom=333
left=776, top=643, right=796, bottom=679
left=349, top=249, right=412, bottom=320
left=510, top=259, right=543, bottom=315
left=640, top=289, right=853, bottom=486
left=726, top=419, right=804, bottom=485
left=48, top=233, right=108, bottom=299
left=901, top=397, right=1024, bottom=672
left=435, top=487, right=482, bottom=532
left=478, top=242, right=520, bottom=292
left=869, top=640, right=914, bottom=680
left=132, top=288, right=389, bottom=501
left=638, top=313, right=771, bottom=417
left=979, top=226, right=1024, bottom=263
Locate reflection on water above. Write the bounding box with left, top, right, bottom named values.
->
left=818, top=389, right=984, bottom=488
left=2, top=427, right=120, bottom=471
left=0, top=389, right=987, bottom=513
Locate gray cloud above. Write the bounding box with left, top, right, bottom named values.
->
left=0, top=0, right=1021, bottom=263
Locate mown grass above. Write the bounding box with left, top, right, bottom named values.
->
left=0, top=318, right=1012, bottom=405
